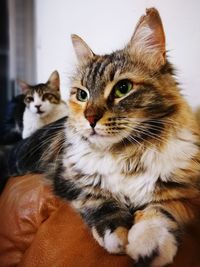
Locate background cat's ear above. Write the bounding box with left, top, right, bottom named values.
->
left=47, top=70, right=60, bottom=90
left=129, top=8, right=166, bottom=69
left=71, top=34, right=94, bottom=64
left=18, top=80, right=29, bottom=94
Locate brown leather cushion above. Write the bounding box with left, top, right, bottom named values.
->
left=0, top=174, right=200, bottom=267
left=0, top=175, right=133, bottom=267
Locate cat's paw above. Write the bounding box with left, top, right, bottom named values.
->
left=126, top=219, right=178, bottom=267
left=92, top=226, right=128, bottom=254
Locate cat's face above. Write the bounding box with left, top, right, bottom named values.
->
left=20, top=71, right=61, bottom=117
left=68, top=9, right=181, bottom=149
left=24, top=85, right=60, bottom=117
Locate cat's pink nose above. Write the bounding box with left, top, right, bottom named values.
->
left=85, top=106, right=103, bottom=128
left=86, top=114, right=103, bottom=128
left=86, top=115, right=97, bottom=128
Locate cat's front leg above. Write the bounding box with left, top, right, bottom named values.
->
left=78, top=199, right=133, bottom=254
left=54, top=176, right=132, bottom=253
left=126, top=201, right=195, bottom=267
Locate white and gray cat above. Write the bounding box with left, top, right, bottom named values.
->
left=19, top=71, right=68, bottom=139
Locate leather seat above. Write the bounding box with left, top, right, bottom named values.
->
left=0, top=174, right=200, bottom=267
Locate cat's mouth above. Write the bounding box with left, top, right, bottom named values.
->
left=90, top=128, right=97, bottom=136
left=83, top=126, right=118, bottom=140
left=89, top=128, right=111, bottom=138
left=85, top=128, right=123, bottom=148
left=37, top=110, right=45, bottom=115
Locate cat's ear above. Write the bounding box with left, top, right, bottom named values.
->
left=47, top=70, right=60, bottom=90
left=18, top=80, right=29, bottom=94
left=129, top=8, right=166, bottom=69
left=71, top=34, right=94, bottom=64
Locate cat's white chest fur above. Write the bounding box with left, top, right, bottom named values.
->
left=64, top=145, right=150, bottom=205
left=22, top=108, right=44, bottom=138
left=64, top=128, right=198, bottom=206
left=22, top=103, right=68, bottom=138
left=65, top=144, right=157, bottom=205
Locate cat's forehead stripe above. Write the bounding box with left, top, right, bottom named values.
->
left=28, top=84, right=47, bottom=96
left=25, top=84, right=60, bottom=104
left=83, top=55, right=118, bottom=92
left=84, top=59, right=105, bottom=89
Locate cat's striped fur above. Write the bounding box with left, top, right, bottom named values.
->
left=8, top=8, right=200, bottom=267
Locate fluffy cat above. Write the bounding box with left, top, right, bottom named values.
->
left=20, top=71, right=68, bottom=138
left=7, top=8, right=200, bottom=267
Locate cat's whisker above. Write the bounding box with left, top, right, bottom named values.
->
left=120, top=129, right=168, bottom=166
left=136, top=126, right=200, bottom=168
left=40, top=125, right=66, bottom=130
left=121, top=117, right=181, bottom=129
left=122, top=126, right=161, bottom=157
left=121, top=116, right=180, bottom=124
left=120, top=129, right=143, bottom=148
left=123, top=123, right=200, bottom=169
left=124, top=126, right=198, bottom=171
left=40, top=139, right=65, bottom=165
left=19, top=132, right=64, bottom=162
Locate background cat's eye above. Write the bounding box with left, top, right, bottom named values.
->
left=43, top=93, right=54, bottom=101
left=76, top=89, right=88, bottom=102
left=113, top=79, right=133, bottom=98
left=26, top=96, right=34, bottom=102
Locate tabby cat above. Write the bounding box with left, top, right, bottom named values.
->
left=20, top=70, right=68, bottom=138
left=8, top=8, right=200, bottom=267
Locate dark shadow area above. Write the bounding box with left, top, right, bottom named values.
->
left=0, top=0, right=9, bottom=124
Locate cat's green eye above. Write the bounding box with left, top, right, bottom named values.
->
left=76, top=89, right=88, bottom=102
left=114, top=80, right=133, bottom=98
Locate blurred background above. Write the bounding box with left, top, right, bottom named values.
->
left=1, top=0, right=200, bottom=124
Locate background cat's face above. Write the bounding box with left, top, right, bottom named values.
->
left=24, top=84, right=61, bottom=117
left=20, top=71, right=61, bottom=117
left=68, top=10, right=182, bottom=149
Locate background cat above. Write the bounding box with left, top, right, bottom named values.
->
left=5, top=8, right=200, bottom=267
left=0, top=71, right=68, bottom=191
left=20, top=70, right=68, bottom=139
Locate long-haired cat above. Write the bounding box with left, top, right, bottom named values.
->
left=7, top=8, right=200, bottom=267
left=19, top=71, right=68, bottom=138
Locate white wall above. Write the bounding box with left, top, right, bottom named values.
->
left=35, top=0, right=200, bottom=108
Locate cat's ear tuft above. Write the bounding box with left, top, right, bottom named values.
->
left=18, top=80, right=29, bottom=94
left=71, top=34, right=94, bottom=64
left=47, top=70, right=60, bottom=90
left=129, top=8, right=166, bottom=69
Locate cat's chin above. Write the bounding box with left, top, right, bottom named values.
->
left=36, top=111, right=47, bottom=117
left=86, top=132, right=122, bottom=149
